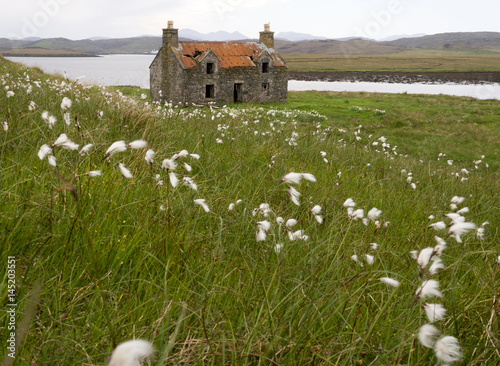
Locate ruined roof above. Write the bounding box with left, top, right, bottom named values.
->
left=174, top=41, right=286, bottom=69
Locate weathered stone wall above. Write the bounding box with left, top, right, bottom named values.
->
left=149, top=52, right=162, bottom=102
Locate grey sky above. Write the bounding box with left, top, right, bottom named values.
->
left=2, top=0, right=500, bottom=40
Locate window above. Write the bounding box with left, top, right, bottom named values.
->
left=262, top=83, right=269, bottom=95
left=207, top=62, right=214, bottom=74
left=262, top=62, right=269, bottom=73
left=205, top=84, right=214, bottom=99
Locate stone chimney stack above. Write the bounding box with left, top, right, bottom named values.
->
left=259, top=23, right=274, bottom=48
left=163, top=20, right=179, bottom=49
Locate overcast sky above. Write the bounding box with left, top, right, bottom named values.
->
left=3, top=0, right=500, bottom=40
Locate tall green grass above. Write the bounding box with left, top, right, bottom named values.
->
left=1, top=58, right=499, bottom=365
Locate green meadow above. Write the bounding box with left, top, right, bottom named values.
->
left=1, top=58, right=499, bottom=365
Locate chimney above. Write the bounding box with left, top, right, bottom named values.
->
left=163, top=20, right=178, bottom=49
left=259, top=23, right=274, bottom=48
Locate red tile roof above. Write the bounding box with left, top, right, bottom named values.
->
left=174, top=41, right=286, bottom=69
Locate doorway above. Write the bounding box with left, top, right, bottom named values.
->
left=233, top=83, right=242, bottom=103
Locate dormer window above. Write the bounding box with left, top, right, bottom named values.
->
left=207, top=62, right=214, bottom=74
left=262, top=62, right=269, bottom=73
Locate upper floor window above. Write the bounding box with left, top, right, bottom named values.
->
left=262, top=62, right=269, bottom=73
left=207, top=63, right=214, bottom=74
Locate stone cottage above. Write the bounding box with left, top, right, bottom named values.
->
left=150, top=22, right=287, bottom=104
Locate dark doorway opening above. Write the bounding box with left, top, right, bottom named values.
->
left=233, top=83, right=242, bottom=102
left=206, top=84, right=214, bottom=99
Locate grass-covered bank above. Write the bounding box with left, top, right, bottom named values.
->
left=1, top=58, right=499, bottom=365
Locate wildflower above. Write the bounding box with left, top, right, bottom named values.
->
left=79, top=144, right=93, bottom=156
left=169, top=172, right=179, bottom=187
left=53, top=134, right=79, bottom=150
left=428, top=221, right=446, bottom=231
left=456, top=207, right=469, bottom=215
left=144, top=149, right=155, bottom=165
left=128, top=140, right=147, bottom=149
left=183, top=162, right=192, bottom=172
left=288, top=186, right=301, bottom=206
left=343, top=198, right=356, bottom=208
left=28, top=101, right=37, bottom=111
left=194, top=199, right=210, bottom=213
left=274, top=243, right=283, bottom=254
left=86, top=170, right=102, bottom=177
left=423, top=303, right=447, bottom=322
left=410, top=183, right=416, bottom=189
left=2, top=121, right=8, bottom=131
left=418, top=324, right=439, bottom=348
left=379, top=277, right=399, bottom=288
left=434, top=236, right=447, bottom=256
left=280, top=172, right=316, bottom=185
left=497, top=256, right=500, bottom=264
left=6, top=91, right=14, bottom=98
left=448, top=222, right=477, bottom=243
left=276, top=217, right=284, bottom=225
left=64, top=112, right=71, bottom=125
left=417, top=247, right=435, bottom=269
left=416, top=279, right=443, bottom=299
left=370, top=243, right=378, bottom=250
left=410, top=250, right=419, bottom=260
left=105, top=141, right=127, bottom=158
left=434, top=336, right=462, bottom=364
left=364, top=254, right=374, bottom=265
left=108, top=339, right=153, bottom=366
left=60, top=97, right=72, bottom=110
left=286, top=219, right=297, bottom=230
left=161, top=158, right=177, bottom=171
left=118, top=163, right=133, bottom=178
left=445, top=213, right=465, bottom=225
left=228, top=203, right=235, bottom=211
left=38, top=144, right=52, bottom=160
left=367, top=207, right=382, bottom=221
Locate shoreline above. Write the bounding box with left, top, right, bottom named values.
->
left=287, top=71, right=500, bottom=85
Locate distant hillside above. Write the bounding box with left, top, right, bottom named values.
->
left=385, top=32, right=500, bottom=49
left=275, top=39, right=404, bottom=55
left=2, top=32, right=500, bottom=56
left=276, top=32, right=328, bottom=42
left=179, top=29, right=249, bottom=41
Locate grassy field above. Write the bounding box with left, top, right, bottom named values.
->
left=283, top=52, right=500, bottom=72
left=1, top=58, right=500, bottom=365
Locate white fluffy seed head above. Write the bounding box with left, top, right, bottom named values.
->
left=379, top=277, right=399, bottom=288
left=418, top=324, right=439, bottom=348
left=416, top=279, right=443, bottom=299
left=434, top=336, right=462, bottom=364
left=118, top=163, right=133, bottom=179
left=108, top=339, right=153, bottom=366
left=128, top=140, right=147, bottom=149
left=423, top=303, right=447, bottom=322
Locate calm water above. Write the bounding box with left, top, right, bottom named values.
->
left=7, top=54, right=500, bottom=100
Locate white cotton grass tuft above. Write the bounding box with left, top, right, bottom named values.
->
left=428, top=221, right=446, bottom=231
left=256, top=220, right=271, bottom=242
left=169, top=172, right=179, bottom=187
left=364, top=254, right=374, bottom=265
left=108, top=339, right=153, bottom=366
left=60, top=97, right=72, bottom=110
left=53, top=134, right=79, bottom=150
left=288, top=230, right=308, bottom=241
left=183, top=162, right=192, bottom=172
left=79, top=144, right=93, bottom=156
left=286, top=219, right=297, bottom=230
left=434, top=336, right=462, bottom=364
left=423, top=303, right=447, bottom=322
left=351, top=255, right=363, bottom=267
left=311, top=205, right=322, bottom=215
left=456, top=207, right=469, bottom=215
left=161, top=158, right=177, bottom=171
left=416, top=279, right=443, bottom=299
left=194, top=199, right=210, bottom=213
left=379, top=277, right=399, bottom=288
left=418, top=324, right=439, bottom=348
left=280, top=172, right=316, bottom=185
left=348, top=208, right=364, bottom=220
left=105, top=141, right=127, bottom=158
left=118, top=163, right=133, bottom=178
left=144, top=149, right=155, bottom=165
left=2, top=121, right=7, bottom=131
left=274, top=243, right=283, bottom=254
left=367, top=207, right=382, bottom=221
left=128, top=140, right=147, bottom=149
left=47, top=155, right=57, bottom=167
left=288, top=186, right=301, bottom=206
left=417, top=247, right=435, bottom=269
left=448, top=222, right=477, bottom=242
left=429, top=257, right=445, bottom=275
left=343, top=198, right=356, bottom=208
left=182, top=177, right=197, bottom=191
left=450, top=196, right=465, bottom=205
left=86, top=170, right=102, bottom=177
left=38, top=144, right=52, bottom=160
